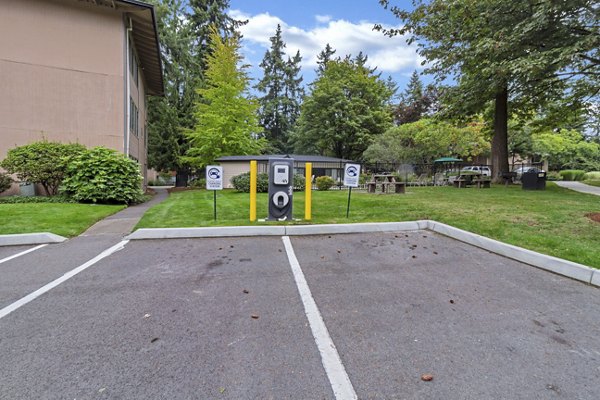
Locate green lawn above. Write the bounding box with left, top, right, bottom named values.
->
left=0, top=203, right=125, bottom=237
left=583, top=180, right=600, bottom=187
left=137, top=183, right=600, bottom=269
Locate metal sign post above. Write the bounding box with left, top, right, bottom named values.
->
left=343, top=163, right=360, bottom=218
left=206, top=165, right=223, bottom=221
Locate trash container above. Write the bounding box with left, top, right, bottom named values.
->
left=522, top=171, right=546, bottom=190
left=19, top=182, right=35, bottom=196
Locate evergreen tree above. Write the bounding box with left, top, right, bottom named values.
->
left=316, top=43, right=337, bottom=75
left=184, top=27, right=265, bottom=167
left=147, top=0, right=196, bottom=186
left=187, top=0, right=246, bottom=74
left=393, top=71, right=437, bottom=124
left=256, top=25, right=304, bottom=153
left=284, top=50, right=305, bottom=136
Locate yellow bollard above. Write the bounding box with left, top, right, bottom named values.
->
left=250, top=160, right=257, bottom=222
left=305, top=162, right=312, bottom=221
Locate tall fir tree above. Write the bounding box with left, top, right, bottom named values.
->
left=393, top=71, right=437, bottom=124
left=187, top=0, right=246, bottom=75
left=316, top=43, right=336, bottom=75
left=147, top=0, right=197, bottom=186
left=256, top=25, right=304, bottom=153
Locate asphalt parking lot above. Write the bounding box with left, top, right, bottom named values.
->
left=1, top=231, right=599, bottom=399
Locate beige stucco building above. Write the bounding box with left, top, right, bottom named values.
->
left=0, top=0, right=163, bottom=195
left=216, top=155, right=352, bottom=188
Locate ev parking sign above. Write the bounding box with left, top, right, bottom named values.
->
left=343, top=163, right=361, bottom=188
left=206, top=166, right=223, bottom=190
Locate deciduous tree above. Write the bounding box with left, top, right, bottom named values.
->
left=293, top=57, right=393, bottom=160
left=378, top=0, right=599, bottom=180
left=184, top=27, right=265, bottom=167
left=363, top=119, right=489, bottom=164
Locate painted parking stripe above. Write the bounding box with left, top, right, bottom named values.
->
left=0, top=240, right=128, bottom=320
left=0, top=244, right=48, bottom=265
left=282, top=236, right=358, bottom=400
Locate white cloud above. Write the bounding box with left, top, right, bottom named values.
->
left=229, top=9, right=422, bottom=75
left=315, top=14, right=332, bottom=24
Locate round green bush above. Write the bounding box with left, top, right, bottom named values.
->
left=293, top=174, right=306, bottom=191
left=0, top=172, right=13, bottom=193
left=231, top=172, right=269, bottom=193
left=61, top=147, right=143, bottom=204
left=315, top=175, right=335, bottom=191
left=0, top=141, right=85, bottom=195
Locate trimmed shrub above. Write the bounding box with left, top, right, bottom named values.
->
left=583, top=171, right=600, bottom=181
left=293, top=174, right=306, bottom=191
left=0, top=141, right=85, bottom=195
left=315, top=175, right=335, bottom=191
left=0, top=172, right=13, bottom=193
left=189, top=177, right=207, bottom=188
left=559, top=170, right=586, bottom=181
left=231, top=172, right=269, bottom=193
left=61, top=147, right=143, bottom=204
left=359, top=173, right=370, bottom=185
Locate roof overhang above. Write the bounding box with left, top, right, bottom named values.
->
left=76, top=0, right=164, bottom=96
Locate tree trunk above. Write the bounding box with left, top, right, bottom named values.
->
left=175, top=168, right=189, bottom=187
left=491, top=87, right=509, bottom=183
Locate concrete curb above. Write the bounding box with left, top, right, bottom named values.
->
left=125, top=221, right=598, bottom=288
left=285, top=221, right=427, bottom=235
left=126, top=226, right=286, bottom=240
left=0, top=233, right=67, bottom=246
left=425, top=221, right=597, bottom=287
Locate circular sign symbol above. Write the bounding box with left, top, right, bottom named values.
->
left=208, top=168, right=221, bottom=179
left=346, top=166, right=358, bottom=177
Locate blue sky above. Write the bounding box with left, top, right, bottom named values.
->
left=227, top=0, right=426, bottom=93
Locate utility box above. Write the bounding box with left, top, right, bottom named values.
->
left=268, top=158, right=294, bottom=221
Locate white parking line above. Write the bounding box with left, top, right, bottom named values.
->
left=282, top=236, right=358, bottom=400
left=0, top=240, right=129, bottom=320
left=0, top=244, right=48, bottom=265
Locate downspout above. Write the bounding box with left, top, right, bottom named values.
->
left=125, top=17, right=133, bottom=157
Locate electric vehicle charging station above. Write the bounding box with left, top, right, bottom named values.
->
left=268, top=158, right=294, bottom=221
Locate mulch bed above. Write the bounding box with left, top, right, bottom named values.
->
left=585, top=213, right=600, bottom=223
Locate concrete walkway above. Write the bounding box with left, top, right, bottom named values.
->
left=80, top=187, right=170, bottom=237
left=554, top=181, right=600, bottom=197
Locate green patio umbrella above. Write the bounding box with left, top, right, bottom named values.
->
left=434, top=157, right=463, bottom=163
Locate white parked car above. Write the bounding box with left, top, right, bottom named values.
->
left=460, top=166, right=491, bottom=176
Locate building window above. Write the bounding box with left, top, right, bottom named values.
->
left=130, top=97, right=139, bottom=137
left=129, top=38, right=138, bottom=87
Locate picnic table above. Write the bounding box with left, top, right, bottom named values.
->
left=452, top=172, right=491, bottom=189
left=367, top=174, right=406, bottom=194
